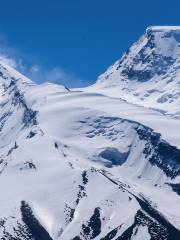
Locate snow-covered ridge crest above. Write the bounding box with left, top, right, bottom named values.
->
left=145, top=25, right=180, bottom=58
left=88, top=26, right=180, bottom=117
left=147, top=25, right=180, bottom=31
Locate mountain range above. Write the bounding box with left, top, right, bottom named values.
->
left=0, top=26, right=180, bottom=240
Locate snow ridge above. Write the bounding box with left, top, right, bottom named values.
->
left=88, top=26, right=180, bottom=117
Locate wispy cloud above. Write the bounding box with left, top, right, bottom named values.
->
left=0, top=36, right=28, bottom=73
left=28, top=65, right=85, bottom=87
left=0, top=34, right=87, bottom=88
left=0, top=54, right=17, bottom=68
left=0, top=53, right=84, bottom=87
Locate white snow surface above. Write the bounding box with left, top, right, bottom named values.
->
left=87, top=26, right=180, bottom=118
left=0, top=27, right=180, bottom=240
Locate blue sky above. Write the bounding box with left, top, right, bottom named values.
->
left=0, top=0, right=180, bottom=87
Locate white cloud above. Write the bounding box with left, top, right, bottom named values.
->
left=30, top=65, right=40, bottom=73
left=45, top=67, right=64, bottom=82
left=0, top=54, right=18, bottom=68
left=0, top=52, right=25, bottom=74
left=0, top=52, right=86, bottom=87
left=44, top=67, right=86, bottom=87
left=44, top=67, right=74, bottom=84
left=0, top=35, right=87, bottom=87
left=0, top=34, right=25, bottom=69
left=26, top=65, right=85, bottom=87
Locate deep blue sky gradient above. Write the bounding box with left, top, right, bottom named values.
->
left=0, top=0, right=180, bottom=86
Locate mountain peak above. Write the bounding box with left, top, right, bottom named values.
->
left=95, top=25, right=180, bottom=85
left=145, top=25, right=180, bottom=49
left=146, top=25, right=180, bottom=32
left=89, top=26, right=180, bottom=117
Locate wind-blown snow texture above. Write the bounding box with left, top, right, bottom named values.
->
left=0, top=26, right=180, bottom=240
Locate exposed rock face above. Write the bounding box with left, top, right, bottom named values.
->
left=90, top=26, right=180, bottom=117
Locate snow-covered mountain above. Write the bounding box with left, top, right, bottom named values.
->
left=0, top=27, right=180, bottom=240
left=88, top=26, right=180, bottom=118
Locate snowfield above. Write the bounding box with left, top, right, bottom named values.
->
left=0, top=27, right=180, bottom=240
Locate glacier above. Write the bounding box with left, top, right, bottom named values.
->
left=0, top=27, right=180, bottom=239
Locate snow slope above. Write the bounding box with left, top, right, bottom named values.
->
left=0, top=59, right=180, bottom=240
left=0, top=27, right=180, bottom=239
left=87, top=26, right=180, bottom=118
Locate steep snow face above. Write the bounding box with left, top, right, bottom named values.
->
left=88, top=26, right=180, bottom=117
